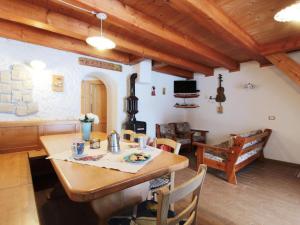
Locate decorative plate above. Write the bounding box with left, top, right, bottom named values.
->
left=124, top=152, right=151, bottom=163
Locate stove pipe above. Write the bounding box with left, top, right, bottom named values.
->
left=126, top=73, right=138, bottom=122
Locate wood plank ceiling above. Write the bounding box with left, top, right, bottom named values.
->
left=0, top=0, right=300, bottom=78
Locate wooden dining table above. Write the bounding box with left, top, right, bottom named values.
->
left=40, top=132, right=189, bottom=224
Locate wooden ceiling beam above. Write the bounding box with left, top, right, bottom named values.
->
left=0, top=0, right=212, bottom=75
left=266, top=53, right=300, bottom=86
left=166, top=0, right=268, bottom=65
left=0, top=19, right=130, bottom=64
left=152, top=62, right=168, bottom=69
left=128, top=55, right=145, bottom=65
left=68, top=0, right=239, bottom=71
left=152, top=63, right=194, bottom=79
left=261, top=36, right=300, bottom=55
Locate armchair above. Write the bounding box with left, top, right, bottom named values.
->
left=156, top=122, right=208, bottom=150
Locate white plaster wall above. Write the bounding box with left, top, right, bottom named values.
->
left=0, top=38, right=185, bottom=137
left=1, top=38, right=300, bottom=163
left=186, top=52, right=300, bottom=164
left=135, top=72, right=185, bottom=138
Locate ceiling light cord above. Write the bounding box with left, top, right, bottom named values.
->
left=100, top=18, right=103, bottom=36
left=56, top=0, right=116, bottom=50
left=56, top=0, right=97, bottom=15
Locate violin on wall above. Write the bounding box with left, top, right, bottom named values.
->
left=209, top=74, right=226, bottom=113
left=215, top=74, right=226, bottom=103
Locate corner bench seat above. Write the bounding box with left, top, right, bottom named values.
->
left=0, top=152, right=40, bottom=225
left=28, top=149, right=48, bottom=159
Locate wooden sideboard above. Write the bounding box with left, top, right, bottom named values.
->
left=0, top=120, right=80, bottom=154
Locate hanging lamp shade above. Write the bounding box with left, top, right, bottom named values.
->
left=274, top=2, right=300, bottom=22
left=86, top=13, right=116, bottom=50
left=86, top=36, right=116, bottom=50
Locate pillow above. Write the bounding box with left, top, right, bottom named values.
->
left=175, top=122, right=190, bottom=134
left=157, top=144, right=172, bottom=152
left=236, top=130, right=262, bottom=138
left=159, top=124, right=176, bottom=138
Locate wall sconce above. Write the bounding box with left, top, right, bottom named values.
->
left=244, top=82, right=256, bottom=89
left=30, top=60, right=46, bottom=70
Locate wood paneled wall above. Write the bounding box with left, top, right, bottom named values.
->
left=0, top=120, right=80, bottom=154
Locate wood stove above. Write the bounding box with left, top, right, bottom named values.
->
left=124, top=73, right=146, bottom=134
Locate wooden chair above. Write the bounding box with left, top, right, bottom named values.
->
left=150, top=138, right=181, bottom=210
left=155, top=164, right=207, bottom=225
left=153, top=138, right=181, bottom=154
left=108, top=165, right=207, bottom=225
left=121, top=129, right=135, bottom=141
left=194, top=129, right=272, bottom=184
left=151, top=138, right=181, bottom=190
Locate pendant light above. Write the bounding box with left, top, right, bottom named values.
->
left=274, top=2, right=300, bottom=22
left=86, top=13, right=116, bottom=50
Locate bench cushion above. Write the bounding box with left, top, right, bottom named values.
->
left=237, top=130, right=262, bottom=138
left=203, top=134, right=264, bottom=164
left=204, top=147, right=263, bottom=164
left=236, top=147, right=263, bottom=164
left=149, top=175, right=171, bottom=190
left=204, top=152, right=226, bottom=162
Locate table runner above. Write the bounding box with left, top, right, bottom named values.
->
left=47, top=140, right=162, bottom=173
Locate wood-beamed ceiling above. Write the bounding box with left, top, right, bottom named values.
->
left=0, top=0, right=300, bottom=79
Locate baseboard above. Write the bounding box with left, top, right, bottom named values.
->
left=264, top=158, right=300, bottom=167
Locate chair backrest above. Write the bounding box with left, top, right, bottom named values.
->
left=156, top=165, right=207, bottom=225
left=121, top=129, right=135, bottom=141
left=154, top=138, right=181, bottom=155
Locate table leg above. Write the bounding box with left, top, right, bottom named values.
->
left=47, top=182, right=66, bottom=200
left=90, top=182, right=149, bottom=225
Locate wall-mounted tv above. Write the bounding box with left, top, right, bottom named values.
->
left=174, top=80, right=197, bottom=94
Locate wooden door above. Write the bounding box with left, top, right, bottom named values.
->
left=81, top=80, right=107, bottom=132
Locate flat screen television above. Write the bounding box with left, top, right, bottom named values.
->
left=174, top=80, right=197, bottom=94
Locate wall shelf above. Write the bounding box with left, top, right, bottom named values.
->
left=174, top=105, right=199, bottom=108
left=174, top=94, right=199, bottom=98
left=174, top=93, right=199, bottom=108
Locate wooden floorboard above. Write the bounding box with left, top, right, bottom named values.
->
left=175, top=160, right=300, bottom=225
left=33, top=159, right=300, bottom=225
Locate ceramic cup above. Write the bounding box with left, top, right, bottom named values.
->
left=72, top=140, right=85, bottom=157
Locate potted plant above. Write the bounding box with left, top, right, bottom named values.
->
left=79, top=113, right=99, bottom=141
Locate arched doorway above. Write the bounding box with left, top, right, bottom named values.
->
left=81, top=76, right=107, bottom=132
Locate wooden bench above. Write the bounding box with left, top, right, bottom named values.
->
left=28, top=149, right=48, bottom=159
left=194, top=129, right=272, bottom=184
left=0, top=120, right=80, bottom=154
left=0, top=152, right=40, bottom=225
left=0, top=120, right=80, bottom=225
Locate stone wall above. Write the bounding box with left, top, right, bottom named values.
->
left=0, top=64, right=38, bottom=116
